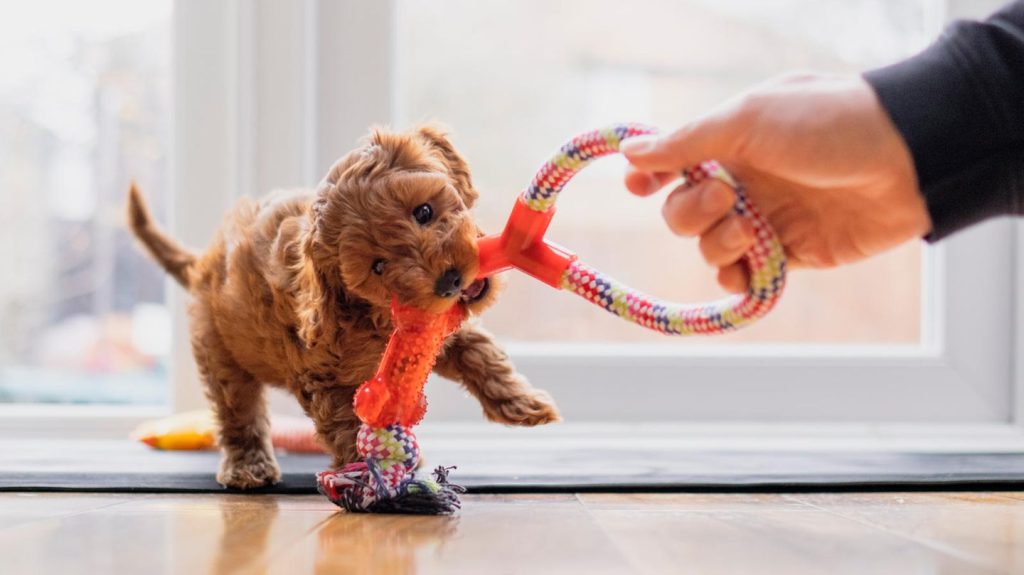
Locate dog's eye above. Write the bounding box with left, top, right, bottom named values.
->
left=372, top=259, right=386, bottom=275
left=413, top=203, right=433, bottom=225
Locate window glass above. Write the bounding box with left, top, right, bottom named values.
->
left=0, top=1, right=172, bottom=403
left=396, top=0, right=938, bottom=344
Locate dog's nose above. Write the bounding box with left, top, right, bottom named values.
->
left=434, top=268, right=463, bottom=298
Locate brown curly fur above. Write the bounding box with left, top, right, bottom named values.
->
left=128, top=126, right=560, bottom=489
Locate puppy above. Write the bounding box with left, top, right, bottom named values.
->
left=128, top=126, right=560, bottom=489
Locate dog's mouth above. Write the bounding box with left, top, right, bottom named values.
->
left=459, top=277, right=490, bottom=304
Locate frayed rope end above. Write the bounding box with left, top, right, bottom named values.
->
left=319, top=465, right=465, bottom=516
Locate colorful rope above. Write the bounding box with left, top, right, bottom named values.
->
left=530, top=123, right=786, bottom=334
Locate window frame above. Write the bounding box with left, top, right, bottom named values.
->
left=4, top=0, right=1021, bottom=445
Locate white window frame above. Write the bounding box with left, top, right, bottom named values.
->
left=4, top=0, right=1021, bottom=448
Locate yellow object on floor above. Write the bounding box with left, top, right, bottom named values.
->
left=131, top=410, right=217, bottom=451
left=131, top=410, right=325, bottom=453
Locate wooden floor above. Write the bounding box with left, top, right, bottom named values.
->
left=2, top=492, right=1023, bottom=574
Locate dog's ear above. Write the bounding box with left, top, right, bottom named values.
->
left=290, top=229, right=333, bottom=350
left=294, top=270, right=327, bottom=349
left=415, top=124, right=479, bottom=208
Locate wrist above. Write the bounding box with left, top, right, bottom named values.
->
left=857, top=77, right=932, bottom=239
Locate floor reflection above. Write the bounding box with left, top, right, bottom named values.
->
left=209, top=497, right=280, bottom=575
left=205, top=497, right=459, bottom=575
left=315, top=512, right=460, bottom=575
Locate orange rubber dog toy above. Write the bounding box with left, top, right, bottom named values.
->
left=353, top=299, right=466, bottom=428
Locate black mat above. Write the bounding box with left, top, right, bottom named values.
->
left=4, top=440, right=1024, bottom=493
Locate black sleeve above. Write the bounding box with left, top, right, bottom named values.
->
left=863, top=1, right=1024, bottom=240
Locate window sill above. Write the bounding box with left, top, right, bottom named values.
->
left=415, top=421, right=1024, bottom=453
left=3, top=405, right=1023, bottom=453
left=0, top=405, right=169, bottom=439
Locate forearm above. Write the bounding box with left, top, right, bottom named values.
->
left=864, top=1, right=1024, bottom=240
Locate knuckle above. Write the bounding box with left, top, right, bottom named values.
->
left=788, top=235, right=839, bottom=268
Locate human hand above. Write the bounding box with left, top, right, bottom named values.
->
left=622, top=73, right=932, bottom=293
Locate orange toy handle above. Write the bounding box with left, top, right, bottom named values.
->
left=476, top=196, right=577, bottom=288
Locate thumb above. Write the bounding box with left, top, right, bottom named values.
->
left=622, top=114, right=736, bottom=172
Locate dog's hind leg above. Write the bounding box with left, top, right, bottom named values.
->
left=191, top=308, right=281, bottom=489
left=434, top=325, right=561, bottom=426
left=294, top=377, right=360, bottom=469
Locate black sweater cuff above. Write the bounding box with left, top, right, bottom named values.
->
left=918, top=147, right=1024, bottom=237
left=864, top=2, right=1024, bottom=241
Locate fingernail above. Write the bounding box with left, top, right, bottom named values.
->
left=621, top=136, right=657, bottom=155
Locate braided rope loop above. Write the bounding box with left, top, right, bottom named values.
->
left=527, top=123, right=786, bottom=335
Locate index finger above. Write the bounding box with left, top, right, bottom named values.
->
left=624, top=165, right=678, bottom=197
left=621, top=110, right=738, bottom=173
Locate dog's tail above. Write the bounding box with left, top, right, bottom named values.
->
left=127, top=183, right=197, bottom=289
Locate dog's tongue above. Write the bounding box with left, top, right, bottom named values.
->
left=460, top=278, right=487, bottom=301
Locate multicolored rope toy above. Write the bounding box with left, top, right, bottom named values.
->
left=477, top=123, right=787, bottom=334
left=318, top=124, right=787, bottom=516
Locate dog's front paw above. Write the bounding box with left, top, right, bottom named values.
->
left=486, top=389, right=561, bottom=426
left=217, top=451, right=282, bottom=490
